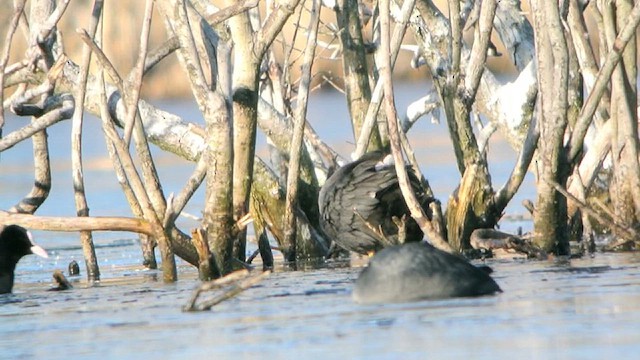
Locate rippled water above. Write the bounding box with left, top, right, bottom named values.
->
left=2, top=85, right=639, bottom=358
left=2, top=244, right=640, bottom=359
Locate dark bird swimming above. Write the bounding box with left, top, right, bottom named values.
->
left=0, top=224, right=48, bottom=294
left=353, top=242, right=502, bottom=304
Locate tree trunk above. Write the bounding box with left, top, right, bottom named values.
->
left=157, top=0, right=233, bottom=275
left=530, top=0, right=570, bottom=254
left=411, top=0, right=499, bottom=251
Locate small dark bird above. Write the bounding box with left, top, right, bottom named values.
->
left=68, top=260, right=80, bottom=276
left=0, top=225, right=49, bottom=294
left=353, top=242, right=502, bottom=304
left=319, top=151, right=433, bottom=255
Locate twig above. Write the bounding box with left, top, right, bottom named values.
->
left=7, top=55, right=65, bottom=115
left=354, top=0, right=417, bottom=159
left=162, top=156, right=207, bottom=229
left=463, top=0, right=498, bottom=97
left=183, top=269, right=249, bottom=311
left=81, top=14, right=177, bottom=279
left=142, top=0, right=260, bottom=74
left=354, top=210, right=393, bottom=246
left=122, top=0, right=154, bottom=146
left=183, top=270, right=271, bottom=312
left=95, top=49, right=155, bottom=267
left=401, top=91, right=440, bottom=131
left=255, top=0, right=302, bottom=57
left=96, top=71, right=177, bottom=281
left=76, top=29, right=123, bottom=89
left=231, top=213, right=254, bottom=238
left=0, top=0, right=27, bottom=130
left=493, top=115, right=539, bottom=213
left=36, top=0, right=71, bottom=44
left=546, top=179, right=638, bottom=240
left=191, top=227, right=219, bottom=280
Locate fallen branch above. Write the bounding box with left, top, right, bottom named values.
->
left=0, top=211, right=154, bottom=235
left=183, top=269, right=271, bottom=312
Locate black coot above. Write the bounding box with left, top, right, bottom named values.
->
left=0, top=225, right=49, bottom=294
left=353, top=242, right=501, bottom=304
left=319, top=151, right=433, bottom=255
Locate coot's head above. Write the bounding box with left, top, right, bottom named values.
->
left=0, top=225, right=48, bottom=264
left=1, top=225, right=49, bottom=293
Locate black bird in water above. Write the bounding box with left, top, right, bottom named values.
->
left=319, top=151, right=433, bottom=255
left=317, top=151, right=501, bottom=303
left=353, top=242, right=502, bottom=304
left=0, top=225, right=48, bottom=294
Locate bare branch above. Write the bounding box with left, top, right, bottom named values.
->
left=354, top=0, right=416, bottom=159
left=255, top=0, right=302, bottom=57
left=568, top=0, right=640, bottom=162
left=282, top=0, right=322, bottom=261
left=0, top=93, right=73, bottom=151
left=380, top=0, right=452, bottom=253
left=448, top=0, right=461, bottom=73
left=0, top=0, right=27, bottom=129
left=464, top=0, right=498, bottom=97
left=122, top=0, right=153, bottom=146
left=0, top=211, right=155, bottom=235
left=35, top=0, right=70, bottom=44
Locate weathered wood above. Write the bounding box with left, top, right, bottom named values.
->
left=470, top=228, right=545, bottom=259
left=0, top=211, right=155, bottom=235
left=446, top=164, right=496, bottom=251
left=567, top=0, right=640, bottom=163
left=251, top=158, right=329, bottom=260
left=605, top=0, right=640, bottom=229
left=183, top=269, right=270, bottom=312
left=157, top=0, right=234, bottom=275
left=335, top=0, right=382, bottom=152
left=530, top=0, right=570, bottom=254
left=72, top=0, right=102, bottom=283
left=355, top=0, right=416, bottom=159
left=379, top=0, right=451, bottom=253
left=191, top=228, right=219, bottom=280
left=410, top=0, right=500, bottom=251
left=282, top=0, right=321, bottom=262
left=222, top=0, right=303, bottom=264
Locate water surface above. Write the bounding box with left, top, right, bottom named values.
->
left=2, top=244, right=640, bottom=359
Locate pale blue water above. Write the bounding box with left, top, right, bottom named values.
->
left=1, top=84, right=638, bottom=359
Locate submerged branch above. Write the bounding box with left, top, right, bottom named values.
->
left=183, top=269, right=271, bottom=312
